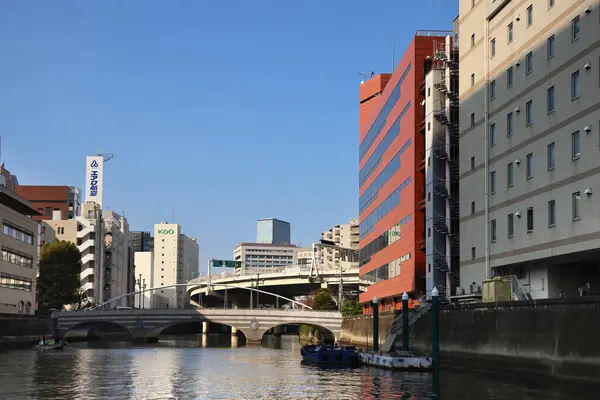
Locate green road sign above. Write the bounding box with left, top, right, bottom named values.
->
left=212, top=260, right=241, bottom=268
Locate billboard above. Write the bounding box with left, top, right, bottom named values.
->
left=85, top=156, right=104, bottom=206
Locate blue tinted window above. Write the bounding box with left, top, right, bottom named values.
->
left=359, top=65, right=412, bottom=161
left=359, top=102, right=412, bottom=187
left=359, top=177, right=412, bottom=239
left=359, top=138, right=411, bottom=213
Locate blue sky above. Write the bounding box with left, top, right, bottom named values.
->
left=0, top=1, right=457, bottom=273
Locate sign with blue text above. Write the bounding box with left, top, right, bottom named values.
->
left=85, top=156, right=104, bottom=207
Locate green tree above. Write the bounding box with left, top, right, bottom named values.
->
left=37, top=240, right=83, bottom=314
left=341, top=298, right=362, bottom=316
left=311, top=288, right=337, bottom=311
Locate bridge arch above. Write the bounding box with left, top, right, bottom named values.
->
left=261, top=322, right=337, bottom=344
left=63, top=320, right=132, bottom=341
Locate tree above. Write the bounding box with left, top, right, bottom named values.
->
left=311, top=288, right=337, bottom=311
left=37, top=240, right=83, bottom=315
left=341, top=298, right=362, bottom=317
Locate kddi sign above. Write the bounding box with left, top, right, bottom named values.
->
left=158, top=229, right=175, bottom=235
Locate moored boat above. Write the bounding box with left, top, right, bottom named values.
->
left=38, top=339, right=68, bottom=350
left=301, top=344, right=359, bottom=367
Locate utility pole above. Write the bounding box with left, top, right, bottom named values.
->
left=142, top=279, right=146, bottom=309
left=338, top=263, right=343, bottom=312
left=256, top=274, right=260, bottom=309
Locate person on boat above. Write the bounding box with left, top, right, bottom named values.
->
left=41, top=335, right=47, bottom=345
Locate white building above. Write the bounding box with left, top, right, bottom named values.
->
left=152, top=222, right=199, bottom=309
left=233, top=242, right=297, bottom=272
left=314, top=219, right=360, bottom=272
left=133, top=251, right=169, bottom=309
left=102, top=210, right=131, bottom=305
left=44, top=201, right=104, bottom=304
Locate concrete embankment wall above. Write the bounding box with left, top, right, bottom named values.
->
left=340, top=299, right=600, bottom=381
left=409, top=298, right=600, bottom=381
left=339, top=312, right=396, bottom=348
left=0, top=314, right=52, bottom=346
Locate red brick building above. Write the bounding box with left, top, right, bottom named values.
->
left=358, top=33, right=445, bottom=313
left=15, top=185, right=81, bottom=221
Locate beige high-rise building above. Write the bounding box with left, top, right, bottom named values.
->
left=0, top=168, right=40, bottom=315
left=458, top=0, right=600, bottom=299
left=152, top=222, right=199, bottom=309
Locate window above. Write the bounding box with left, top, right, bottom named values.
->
left=526, top=52, right=533, bottom=74
left=571, top=70, right=580, bottom=100
left=0, top=273, right=33, bottom=292
left=1, top=250, right=33, bottom=268
left=507, top=162, right=514, bottom=187
left=490, top=123, right=496, bottom=146
left=490, top=171, right=496, bottom=194
left=428, top=88, right=431, bottom=97
left=471, top=157, right=475, bottom=169
left=507, top=23, right=513, bottom=43
left=525, top=153, right=533, bottom=179
left=507, top=112, right=513, bottom=137
left=471, top=73, right=475, bottom=87
left=471, top=34, right=475, bottom=47
left=507, top=67, right=514, bottom=87
left=490, top=80, right=496, bottom=100
left=471, top=113, right=475, bottom=126
left=547, top=86, right=555, bottom=114
left=491, top=219, right=497, bottom=242
left=490, top=38, right=496, bottom=58
left=527, top=207, right=534, bottom=232
left=572, top=17, right=580, bottom=42
left=2, top=224, right=34, bottom=245
left=428, top=122, right=431, bottom=131
left=508, top=214, right=514, bottom=238
left=573, top=192, right=581, bottom=221
left=471, top=247, right=476, bottom=260
left=572, top=130, right=580, bottom=160
left=548, top=0, right=554, bottom=8
left=548, top=200, right=556, bottom=227
left=547, top=142, right=555, bottom=170
left=428, top=228, right=431, bottom=237
left=526, top=5, right=533, bottom=27
left=526, top=100, right=533, bottom=125
left=547, top=35, right=555, bottom=59
left=471, top=201, right=476, bottom=214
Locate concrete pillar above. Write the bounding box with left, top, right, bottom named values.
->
left=231, top=327, right=239, bottom=348
left=273, top=326, right=282, bottom=337
left=202, top=321, right=208, bottom=334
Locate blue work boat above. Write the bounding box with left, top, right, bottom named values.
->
left=300, top=344, right=359, bottom=367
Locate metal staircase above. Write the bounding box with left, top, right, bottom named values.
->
left=381, top=302, right=433, bottom=353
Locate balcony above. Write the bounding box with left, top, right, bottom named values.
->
left=419, top=237, right=426, bottom=252
left=419, top=159, right=426, bottom=173
left=419, top=198, right=426, bottom=211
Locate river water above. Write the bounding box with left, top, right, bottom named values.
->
left=0, top=336, right=598, bottom=399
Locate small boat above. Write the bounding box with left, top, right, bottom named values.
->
left=38, top=339, right=68, bottom=350
left=301, top=344, right=359, bottom=367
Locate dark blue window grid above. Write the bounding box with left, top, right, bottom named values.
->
left=359, top=102, right=412, bottom=187
left=359, top=177, right=412, bottom=240
left=359, top=138, right=412, bottom=213
left=359, top=65, right=412, bottom=161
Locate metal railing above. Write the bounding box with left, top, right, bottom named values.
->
left=381, top=302, right=432, bottom=353
left=507, top=275, right=530, bottom=301
left=416, top=30, right=453, bottom=37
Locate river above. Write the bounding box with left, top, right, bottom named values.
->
left=0, top=336, right=598, bottom=399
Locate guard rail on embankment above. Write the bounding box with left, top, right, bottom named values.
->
left=340, top=297, right=600, bottom=381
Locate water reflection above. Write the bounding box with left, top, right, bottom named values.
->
left=0, top=337, right=599, bottom=399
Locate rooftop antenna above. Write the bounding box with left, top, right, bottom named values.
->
left=172, top=208, right=175, bottom=223
left=359, top=71, right=375, bottom=85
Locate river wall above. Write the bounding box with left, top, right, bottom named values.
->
left=407, top=298, right=600, bottom=381
left=339, top=312, right=397, bottom=348
left=0, top=314, right=52, bottom=346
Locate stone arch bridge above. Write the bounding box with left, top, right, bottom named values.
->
left=56, top=309, right=342, bottom=344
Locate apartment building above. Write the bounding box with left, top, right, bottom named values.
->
left=44, top=202, right=104, bottom=304
left=458, top=0, right=600, bottom=299
left=102, top=210, right=131, bottom=304
left=313, top=219, right=360, bottom=272
left=0, top=170, right=40, bottom=315
left=152, top=222, right=199, bottom=309
left=359, top=33, right=448, bottom=312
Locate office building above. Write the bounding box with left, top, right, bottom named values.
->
left=102, top=210, right=131, bottom=304
left=133, top=251, right=169, bottom=309
left=256, top=218, right=291, bottom=245
left=233, top=242, right=297, bottom=272
left=296, top=247, right=313, bottom=267
left=0, top=167, right=40, bottom=315
left=153, top=222, right=199, bottom=308
left=129, top=231, right=152, bottom=253
left=359, top=32, right=449, bottom=312
left=16, top=185, right=81, bottom=221
left=458, top=0, right=600, bottom=299
left=423, top=32, right=460, bottom=298
left=44, top=202, right=105, bottom=304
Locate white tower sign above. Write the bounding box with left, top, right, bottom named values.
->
left=85, top=156, right=104, bottom=206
